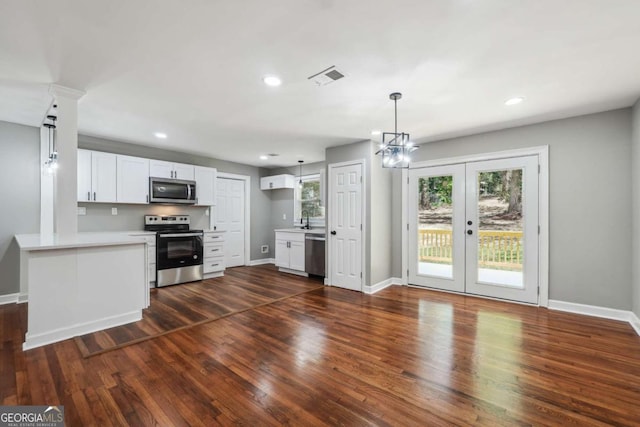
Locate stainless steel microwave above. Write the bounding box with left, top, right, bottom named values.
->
left=149, top=177, right=197, bottom=204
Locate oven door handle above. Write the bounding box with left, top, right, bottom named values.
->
left=158, top=233, right=204, bottom=238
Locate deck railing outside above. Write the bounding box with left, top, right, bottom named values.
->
left=418, top=229, right=523, bottom=271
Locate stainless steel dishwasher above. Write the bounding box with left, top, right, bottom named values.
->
left=305, top=234, right=326, bottom=277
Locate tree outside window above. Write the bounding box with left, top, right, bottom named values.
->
left=294, top=174, right=325, bottom=224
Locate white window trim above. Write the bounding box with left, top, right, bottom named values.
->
left=293, top=173, right=325, bottom=227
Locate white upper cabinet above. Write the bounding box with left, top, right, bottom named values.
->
left=150, top=160, right=194, bottom=180
left=260, top=174, right=295, bottom=190
left=117, top=155, right=150, bottom=204
left=77, top=149, right=92, bottom=202
left=173, top=162, right=195, bottom=180
left=77, top=149, right=117, bottom=202
left=194, top=166, right=217, bottom=206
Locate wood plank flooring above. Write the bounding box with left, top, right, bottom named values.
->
left=76, top=265, right=324, bottom=356
left=2, top=264, right=640, bottom=425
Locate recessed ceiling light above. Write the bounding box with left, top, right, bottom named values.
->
left=154, top=132, right=167, bottom=139
left=263, top=75, right=282, bottom=87
left=371, top=130, right=382, bottom=136
left=259, top=155, right=269, bottom=160
left=505, top=97, right=524, bottom=106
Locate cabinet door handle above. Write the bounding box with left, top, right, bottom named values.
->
left=146, top=194, right=149, bottom=203
left=93, top=192, right=96, bottom=201
left=87, top=191, right=90, bottom=201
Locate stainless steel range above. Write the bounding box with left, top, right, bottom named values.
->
left=145, top=215, right=204, bottom=287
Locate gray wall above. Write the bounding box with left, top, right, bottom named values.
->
left=79, top=135, right=273, bottom=261
left=406, top=109, right=633, bottom=310
left=0, top=121, right=40, bottom=295
left=369, top=143, right=394, bottom=284
left=632, top=100, right=640, bottom=318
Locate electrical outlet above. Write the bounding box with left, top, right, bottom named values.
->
left=77, top=207, right=86, bottom=216
left=261, top=245, right=269, bottom=254
left=282, top=214, right=286, bottom=220
left=111, top=207, right=118, bottom=216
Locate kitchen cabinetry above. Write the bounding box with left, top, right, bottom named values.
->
left=203, top=231, right=225, bottom=278
left=260, top=174, right=295, bottom=190
left=275, top=231, right=306, bottom=274
left=128, top=233, right=157, bottom=287
left=77, top=149, right=117, bottom=202
left=117, top=155, right=150, bottom=204
left=194, top=166, right=217, bottom=206
left=150, top=160, right=195, bottom=180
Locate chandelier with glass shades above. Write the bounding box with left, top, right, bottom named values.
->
left=375, top=92, right=418, bottom=168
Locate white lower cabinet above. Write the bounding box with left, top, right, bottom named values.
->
left=275, top=232, right=306, bottom=275
left=129, top=233, right=156, bottom=288
left=203, top=231, right=225, bottom=278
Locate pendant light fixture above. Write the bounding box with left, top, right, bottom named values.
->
left=374, top=92, right=419, bottom=168
left=298, top=160, right=304, bottom=188
left=43, top=115, right=58, bottom=173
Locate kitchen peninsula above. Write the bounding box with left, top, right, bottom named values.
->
left=15, top=232, right=150, bottom=350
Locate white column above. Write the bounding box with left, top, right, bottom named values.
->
left=40, top=126, right=54, bottom=235
left=48, top=84, right=85, bottom=237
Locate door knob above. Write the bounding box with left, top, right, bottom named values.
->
left=467, top=230, right=473, bottom=235
left=330, top=230, right=337, bottom=235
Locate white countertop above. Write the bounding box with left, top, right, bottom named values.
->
left=15, top=232, right=151, bottom=251
left=274, top=228, right=326, bottom=235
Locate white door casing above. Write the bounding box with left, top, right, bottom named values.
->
left=328, top=161, right=363, bottom=291
left=407, top=153, right=541, bottom=305
left=216, top=177, right=245, bottom=268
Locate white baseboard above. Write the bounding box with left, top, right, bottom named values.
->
left=364, top=277, right=401, bottom=295
left=630, top=312, right=640, bottom=336
left=18, top=293, right=28, bottom=304
left=324, top=278, right=329, bottom=285
left=22, top=310, right=142, bottom=351
left=278, top=267, right=308, bottom=277
left=249, top=258, right=275, bottom=266
left=548, top=300, right=640, bottom=336
left=0, top=293, right=19, bottom=305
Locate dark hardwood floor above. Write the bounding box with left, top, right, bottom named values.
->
left=76, top=265, right=324, bottom=356
left=2, top=264, right=640, bottom=425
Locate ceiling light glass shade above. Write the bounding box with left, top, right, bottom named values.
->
left=43, top=118, right=58, bottom=173
left=378, top=132, right=414, bottom=168
left=375, top=92, right=419, bottom=169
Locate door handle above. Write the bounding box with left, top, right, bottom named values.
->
left=330, top=231, right=337, bottom=235
left=87, top=191, right=90, bottom=201
left=93, top=192, right=96, bottom=201
left=467, top=230, right=473, bottom=235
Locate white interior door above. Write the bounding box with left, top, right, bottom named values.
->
left=408, top=155, right=539, bottom=304
left=216, top=177, right=245, bottom=268
left=329, top=162, right=362, bottom=291
left=408, top=164, right=465, bottom=292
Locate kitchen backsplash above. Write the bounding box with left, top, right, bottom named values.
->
left=77, top=203, right=212, bottom=232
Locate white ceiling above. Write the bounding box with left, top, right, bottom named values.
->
left=1, top=0, right=640, bottom=168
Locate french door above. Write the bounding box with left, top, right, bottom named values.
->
left=408, top=155, right=539, bottom=304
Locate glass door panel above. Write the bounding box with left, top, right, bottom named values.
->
left=465, top=156, right=539, bottom=304
left=409, top=164, right=465, bottom=293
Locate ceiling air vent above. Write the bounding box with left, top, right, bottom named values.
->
left=308, top=65, right=345, bottom=86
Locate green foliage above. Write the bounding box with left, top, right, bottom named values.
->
left=418, top=176, right=452, bottom=209
left=300, top=180, right=323, bottom=218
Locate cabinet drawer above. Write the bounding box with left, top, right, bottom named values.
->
left=203, top=259, right=225, bottom=273
left=204, top=244, right=223, bottom=257
left=275, top=232, right=305, bottom=243
left=204, top=233, right=225, bottom=244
